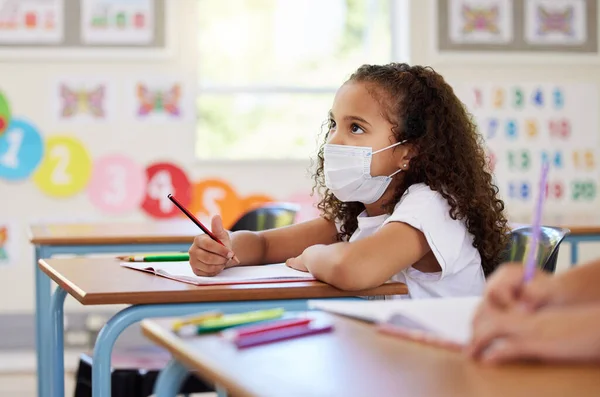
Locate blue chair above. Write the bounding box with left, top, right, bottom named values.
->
left=500, top=225, right=570, bottom=273
left=230, top=202, right=300, bottom=232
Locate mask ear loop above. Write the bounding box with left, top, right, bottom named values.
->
left=371, top=139, right=408, bottom=155
left=387, top=168, right=403, bottom=178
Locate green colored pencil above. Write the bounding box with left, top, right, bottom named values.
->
left=119, top=253, right=190, bottom=262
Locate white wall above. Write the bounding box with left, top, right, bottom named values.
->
left=0, top=0, right=598, bottom=314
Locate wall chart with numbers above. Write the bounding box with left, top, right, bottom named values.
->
left=455, top=83, right=600, bottom=214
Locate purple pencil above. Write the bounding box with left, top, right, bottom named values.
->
left=523, top=161, right=550, bottom=282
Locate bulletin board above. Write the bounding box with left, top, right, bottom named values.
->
left=455, top=83, right=600, bottom=214
left=0, top=0, right=170, bottom=58
left=437, top=0, right=598, bottom=54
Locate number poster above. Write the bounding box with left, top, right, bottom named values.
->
left=455, top=83, right=600, bottom=214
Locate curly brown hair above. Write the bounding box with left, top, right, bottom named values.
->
left=312, top=63, right=509, bottom=276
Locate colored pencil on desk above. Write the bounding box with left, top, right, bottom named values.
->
left=233, top=323, right=334, bottom=349
left=118, top=253, right=190, bottom=262
left=221, top=318, right=312, bottom=339
left=196, top=308, right=285, bottom=334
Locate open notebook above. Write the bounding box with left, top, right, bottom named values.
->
left=309, top=296, right=481, bottom=347
left=121, top=262, right=315, bottom=286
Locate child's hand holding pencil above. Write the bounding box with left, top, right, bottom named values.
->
left=188, top=214, right=241, bottom=276
left=167, top=194, right=241, bottom=277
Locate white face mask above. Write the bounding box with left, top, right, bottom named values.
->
left=324, top=140, right=407, bottom=204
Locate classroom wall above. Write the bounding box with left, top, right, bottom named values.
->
left=0, top=0, right=599, bottom=319
left=0, top=0, right=314, bottom=316
left=409, top=0, right=600, bottom=268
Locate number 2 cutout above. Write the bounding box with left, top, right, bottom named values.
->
left=32, top=135, right=92, bottom=197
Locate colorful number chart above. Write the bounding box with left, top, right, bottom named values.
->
left=455, top=83, right=600, bottom=214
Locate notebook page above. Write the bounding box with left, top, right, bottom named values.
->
left=122, top=262, right=315, bottom=284
left=309, top=296, right=481, bottom=344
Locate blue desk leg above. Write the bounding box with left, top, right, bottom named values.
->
left=50, top=287, right=67, bottom=397
left=153, top=359, right=189, bottom=397
left=35, top=242, right=192, bottom=397
left=571, top=241, right=579, bottom=267
left=35, top=246, right=52, bottom=397
left=216, top=385, right=229, bottom=397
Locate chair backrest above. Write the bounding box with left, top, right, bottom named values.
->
left=230, top=202, right=300, bottom=232
left=500, top=226, right=570, bottom=273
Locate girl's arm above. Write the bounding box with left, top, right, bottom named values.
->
left=286, top=222, right=430, bottom=290
left=230, top=216, right=339, bottom=266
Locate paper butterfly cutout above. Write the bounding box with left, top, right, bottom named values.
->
left=136, top=84, right=181, bottom=117
left=60, top=84, right=106, bottom=118
left=461, top=5, right=500, bottom=34
left=0, top=226, right=7, bottom=260
left=537, top=6, right=574, bottom=36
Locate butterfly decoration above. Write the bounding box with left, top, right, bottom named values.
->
left=537, top=6, right=574, bottom=36
left=136, top=84, right=181, bottom=117
left=60, top=84, right=106, bottom=119
left=461, top=5, right=500, bottom=34
left=0, top=226, right=7, bottom=260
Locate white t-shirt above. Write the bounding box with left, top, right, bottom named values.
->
left=347, top=183, right=485, bottom=299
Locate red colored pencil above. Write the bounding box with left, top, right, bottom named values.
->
left=223, top=318, right=312, bottom=339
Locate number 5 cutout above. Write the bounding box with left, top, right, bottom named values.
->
left=32, top=135, right=92, bottom=197
left=188, top=179, right=242, bottom=229
left=88, top=154, right=147, bottom=214
left=0, top=118, right=44, bottom=181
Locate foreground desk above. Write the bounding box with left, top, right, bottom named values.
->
left=38, top=257, right=407, bottom=397
left=29, top=221, right=200, bottom=397
left=142, top=312, right=600, bottom=397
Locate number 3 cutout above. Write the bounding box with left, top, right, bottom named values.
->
left=32, top=135, right=92, bottom=197
left=88, top=154, right=147, bottom=214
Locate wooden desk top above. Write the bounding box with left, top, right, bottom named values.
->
left=38, top=258, right=408, bottom=305
left=29, top=221, right=199, bottom=245
left=141, top=312, right=600, bottom=397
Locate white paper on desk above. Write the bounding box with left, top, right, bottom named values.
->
left=121, top=261, right=315, bottom=285
left=309, top=296, right=481, bottom=345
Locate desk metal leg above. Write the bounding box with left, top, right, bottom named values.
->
left=91, top=300, right=309, bottom=397
left=216, top=384, right=229, bottom=397
left=50, top=287, right=67, bottom=397
left=34, top=242, right=192, bottom=397
left=153, top=359, right=189, bottom=397
left=35, top=246, right=52, bottom=397
left=571, top=241, right=579, bottom=267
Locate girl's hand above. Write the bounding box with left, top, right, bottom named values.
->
left=468, top=305, right=600, bottom=364
left=188, top=215, right=239, bottom=276
left=285, top=245, right=329, bottom=273
left=285, top=254, right=309, bottom=272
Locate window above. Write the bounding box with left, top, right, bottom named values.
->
left=196, top=0, right=399, bottom=160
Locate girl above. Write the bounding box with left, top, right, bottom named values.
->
left=189, top=63, right=508, bottom=298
